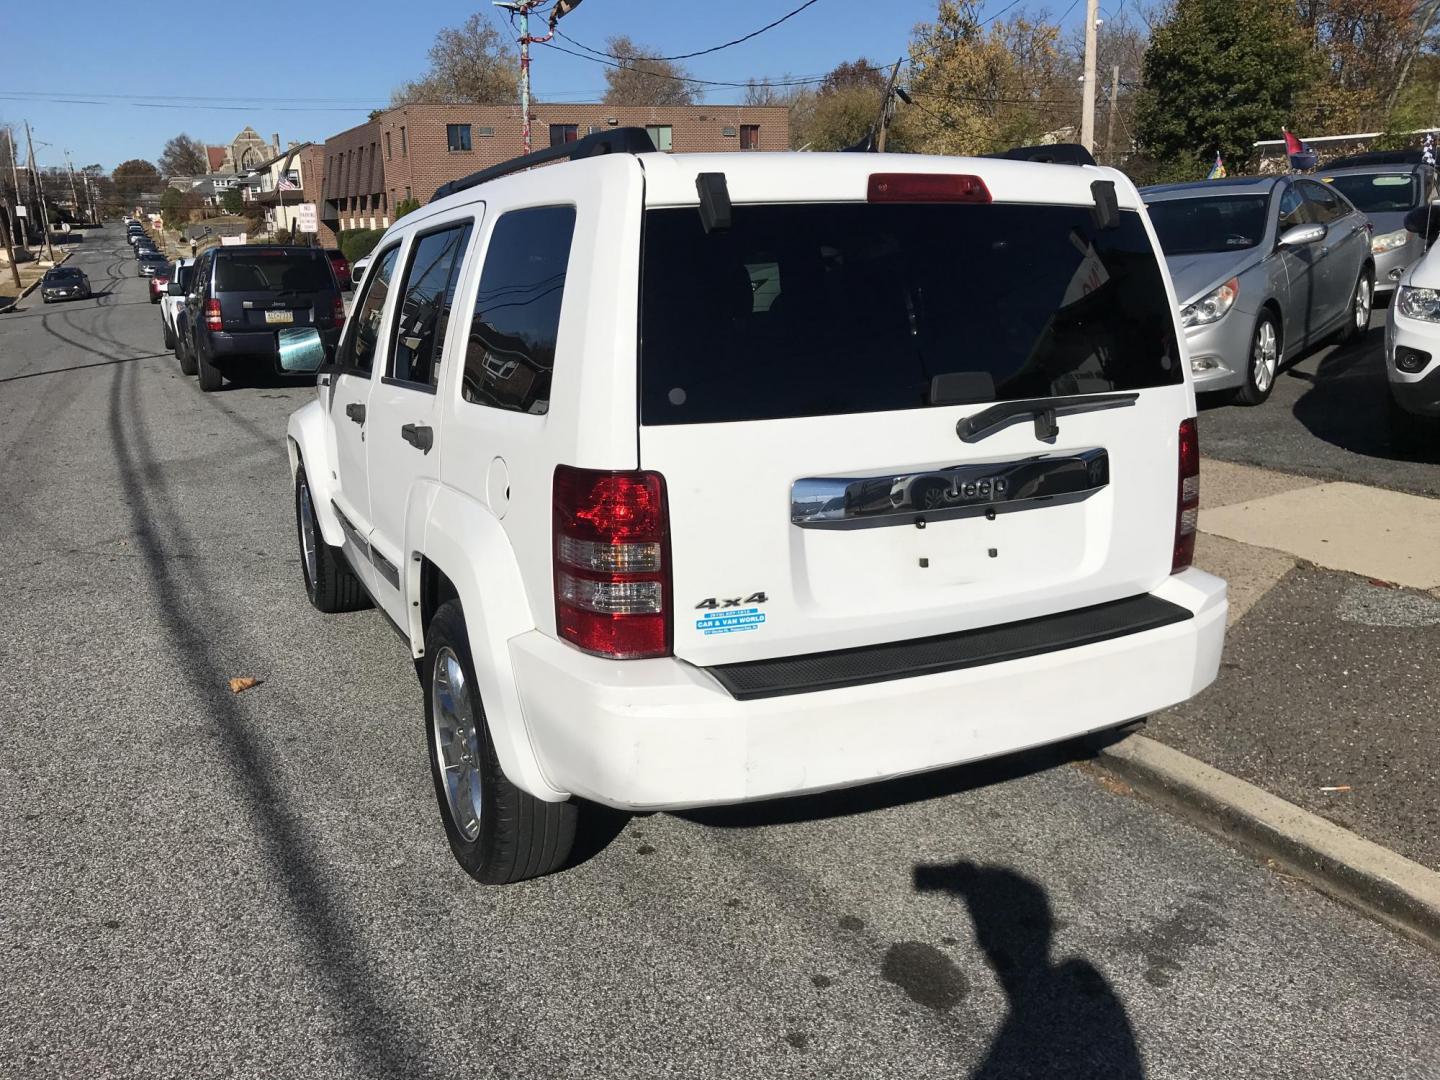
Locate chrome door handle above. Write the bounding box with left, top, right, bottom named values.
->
left=345, top=402, right=366, bottom=424
left=401, top=423, right=433, bottom=453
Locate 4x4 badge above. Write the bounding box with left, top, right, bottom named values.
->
left=695, top=593, right=768, bottom=610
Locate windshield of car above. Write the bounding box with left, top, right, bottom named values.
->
left=640, top=202, right=1181, bottom=425
left=1322, top=173, right=1418, bottom=213
left=47, top=268, right=81, bottom=279
left=214, top=253, right=333, bottom=292
left=1145, top=194, right=1270, bottom=255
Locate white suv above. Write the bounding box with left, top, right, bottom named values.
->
left=286, top=130, right=1228, bottom=884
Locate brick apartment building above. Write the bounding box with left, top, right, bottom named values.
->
left=319, top=102, right=789, bottom=237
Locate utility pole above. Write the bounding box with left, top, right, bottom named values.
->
left=1080, top=0, right=1100, bottom=152
left=1103, top=64, right=1121, bottom=164
left=0, top=193, right=21, bottom=290
left=64, top=152, right=81, bottom=223
left=495, top=0, right=584, bottom=155
left=875, top=59, right=903, bottom=153
left=24, top=122, right=56, bottom=263
left=6, top=127, right=25, bottom=249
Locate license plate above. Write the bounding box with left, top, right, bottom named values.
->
left=265, top=310, right=294, bottom=325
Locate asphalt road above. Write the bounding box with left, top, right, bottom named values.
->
left=1197, top=303, right=1440, bottom=498
left=3, top=227, right=1440, bottom=1079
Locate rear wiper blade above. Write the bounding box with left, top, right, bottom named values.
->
left=956, top=393, right=1139, bottom=443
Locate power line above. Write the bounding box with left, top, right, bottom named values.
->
left=553, top=0, right=825, bottom=62
left=537, top=39, right=905, bottom=89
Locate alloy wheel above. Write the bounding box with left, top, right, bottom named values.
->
left=1355, top=277, right=1372, bottom=332
left=298, top=479, right=318, bottom=589
left=432, top=647, right=483, bottom=842
left=1252, top=320, right=1279, bottom=394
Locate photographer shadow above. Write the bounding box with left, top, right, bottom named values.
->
left=915, top=860, right=1145, bottom=1080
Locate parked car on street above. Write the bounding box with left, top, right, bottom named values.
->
left=137, top=251, right=169, bottom=277
left=1142, top=175, right=1374, bottom=404
left=39, top=265, right=91, bottom=304
left=1316, top=155, right=1436, bottom=296
left=325, top=248, right=351, bottom=291
left=1384, top=216, right=1440, bottom=444
left=179, top=245, right=344, bottom=391
left=158, top=258, right=193, bottom=348
left=284, top=130, right=1228, bottom=884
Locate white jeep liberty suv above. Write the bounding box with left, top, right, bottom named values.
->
left=286, top=129, right=1227, bottom=884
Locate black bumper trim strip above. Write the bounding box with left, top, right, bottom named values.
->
left=706, top=593, right=1193, bottom=701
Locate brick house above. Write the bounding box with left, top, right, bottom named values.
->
left=318, top=102, right=789, bottom=238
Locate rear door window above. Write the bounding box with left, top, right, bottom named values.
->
left=338, top=245, right=401, bottom=376
left=641, top=202, right=1182, bottom=425
left=461, top=206, right=575, bottom=414
left=388, top=223, right=473, bottom=388
left=215, top=253, right=334, bottom=292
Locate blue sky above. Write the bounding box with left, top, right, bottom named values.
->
left=3, top=0, right=1095, bottom=171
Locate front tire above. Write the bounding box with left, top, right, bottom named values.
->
left=295, top=466, right=369, bottom=613
left=1233, top=310, right=1280, bottom=406
left=424, top=599, right=577, bottom=884
left=1339, top=269, right=1373, bottom=343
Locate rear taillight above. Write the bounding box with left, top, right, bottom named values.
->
left=1172, top=418, right=1200, bottom=572
left=204, top=298, right=223, bottom=330
left=868, top=173, right=991, bottom=203
left=333, top=295, right=345, bottom=324
left=553, top=466, right=671, bottom=659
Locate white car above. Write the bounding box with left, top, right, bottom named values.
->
left=1385, top=237, right=1440, bottom=443
left=284, top=131, right=1228, bottom=884
left=158, top=258, right=194, bottom=354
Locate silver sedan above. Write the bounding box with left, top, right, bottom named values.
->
left=1142, top=175, right=1374, bottom=404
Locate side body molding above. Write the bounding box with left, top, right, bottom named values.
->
left=421, top=485, right=569, bottom=803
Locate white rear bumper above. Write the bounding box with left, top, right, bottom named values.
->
left=509, top=569, right=1227, bottom=810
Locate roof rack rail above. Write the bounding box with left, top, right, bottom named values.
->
left=431, top=126, right=657, bottom=202
left=986, top=142, right=1097, bottom=167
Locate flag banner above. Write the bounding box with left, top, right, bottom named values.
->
left=1424, top=132, right=1436, bottom=168
left=1283, top=129, right=1317, bottom=171
left=1206, top=153, right=1227, bottom=179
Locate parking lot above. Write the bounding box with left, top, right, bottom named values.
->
left=3, top=226, right=1439, bottom=1078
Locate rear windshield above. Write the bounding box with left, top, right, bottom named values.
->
left=640, top=202, right=1181, bottom=425
left=1322, top=172, right=1418, bottom=213
left=215, top=253, right=333, bottom=292
left=1146, top=194, right=1270, bottom=254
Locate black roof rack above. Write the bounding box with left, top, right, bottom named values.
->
left=986, top=142, right=1097, bottom=167
left=431, top=126, right=657, bottom=202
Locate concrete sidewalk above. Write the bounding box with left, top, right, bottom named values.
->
left=1142, top=458, right=1440, bottom=873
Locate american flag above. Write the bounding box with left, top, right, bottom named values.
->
left=277, top=177, right=300, bottom=191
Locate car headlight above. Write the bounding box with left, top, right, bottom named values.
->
left=1372, top=229, right=1409, bottom=254
left=1397, top=285, right=1440, bottom=321
left=1181, top=277, right=1240, bottom=328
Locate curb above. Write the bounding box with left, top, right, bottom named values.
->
left=1091, top=732, right=1440, bottom=950
left=0, top=248, right=73, bottom=313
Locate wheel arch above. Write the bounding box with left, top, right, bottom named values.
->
left=419, top=487, right=568, bottom=803
left=286, top=400, right=345, bottom=548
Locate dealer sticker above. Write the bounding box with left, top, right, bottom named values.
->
left=696, top=608, right=767, bottom=635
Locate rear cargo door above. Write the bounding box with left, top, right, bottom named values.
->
left=214, top=250, right=336, bottom=334
left=638, top=197, right=1189, bottom=666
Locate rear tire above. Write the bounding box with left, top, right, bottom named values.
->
left=424, top=599, right=577, bottom=884
left=1233, top=311, right=1280, bottom=406
left=162, top=321, right=176, bottom=350
left=294, top=466, right=369, bottom=613
left=1339, top=269, right=1373, bottom=343
left=196, top=346, right=223, bottom=392
left=177, top=332, right=197, bottom=375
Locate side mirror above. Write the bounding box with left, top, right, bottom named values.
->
left=277, top=327, right=328, bottom=374
left=1279, top=223, right=1327, bottom=248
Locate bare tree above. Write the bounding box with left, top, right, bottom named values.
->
left=391, top=13, right=520, bottom=106
left=602, top=36, right=695, bottom=106
left=158, top=134, right=209, bottom=177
